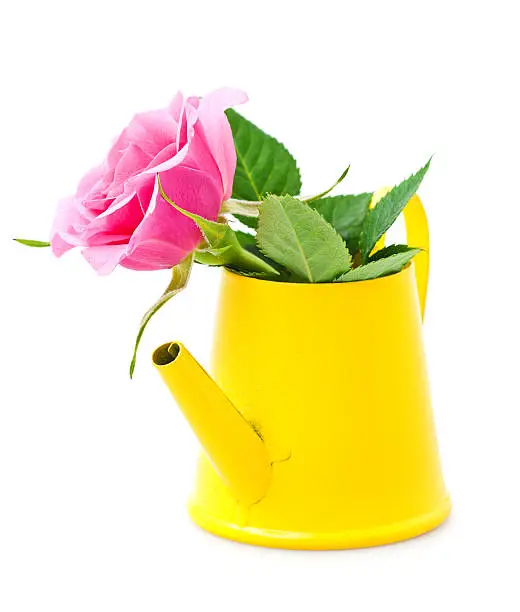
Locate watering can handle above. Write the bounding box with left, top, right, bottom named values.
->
left=403, top=195, right=429, bottom=320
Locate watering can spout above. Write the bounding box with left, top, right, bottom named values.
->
left=152, top=342, right=272, bottom=506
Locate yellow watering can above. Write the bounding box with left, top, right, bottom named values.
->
left=153, top=195, right=451, bottom=549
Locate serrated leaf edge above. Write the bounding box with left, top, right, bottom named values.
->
left=256, top=194, right=352, bottom=283
left=227, top=109, right=302, bottom=200
left=360, top=158, right=431, bottom=262
left=336, top=249, right=421, bottom=283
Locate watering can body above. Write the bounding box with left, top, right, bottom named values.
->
left=154, top=195, right=451, bottom=549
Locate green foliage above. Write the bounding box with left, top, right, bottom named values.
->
left=233, top=214, right=258, bottom=230
left=360, top=159, right=431, bottom=263
left=226, top=109, right=301, bottom=201
left=158, top=176, right=278, bottom=276
left=257, top=194, right=352, bottom=283
left=309, top=193, right=373, bottom=254
left=303, top=165, right=351, bottom=203
left=194, top=246, right=233, bottom=266
left=234, top=230, right=288, bottom=278
left=188, top=216, right=278, bottom=275
left=225, top=109, right=301, bottom=229
left=129, top=253, right=194, bottom=378
left=195, top=231, right=279, bottom=275
left=234, top=230, right=256, bottom=250
left=14, top=238, right=50, bottom=247
left=369, top=244, right=420, bottom=262
left=15, top=101, right=434, bottom=386
left=336, top=249, right=421, bottom=282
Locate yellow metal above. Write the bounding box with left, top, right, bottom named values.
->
left=403, top=194, right=429, bottom=318
left=152, top=343, right=272, bottom=506
left=153, top=197, right=450, bottom=549
left=369, top=187, right=389, bottom=254
left=371, top=190, right=429, bottom=319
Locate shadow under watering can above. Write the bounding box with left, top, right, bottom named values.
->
left=153, top=195, right=451, bottom=549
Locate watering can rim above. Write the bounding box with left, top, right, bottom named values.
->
left=221, top=261, right=417, bottom=288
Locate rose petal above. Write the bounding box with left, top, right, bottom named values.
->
left=82, top=244, right=126, bottom=275
left=124, top=161, right=222, bottom=270
left=76, top=164, right=106, bottom=199
left=50, top=87, right=246, bottom=273
left=109, top=143, right=152, bottom=197
left=107, top=109, right=177, bottom=167
left=86, top=192, right=146, bottom=240
left=197, top=88, right=248, bottom=199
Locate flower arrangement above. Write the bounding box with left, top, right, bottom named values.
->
left=16, top=88, right=430, bottom=376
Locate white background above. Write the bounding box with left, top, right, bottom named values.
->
left=1, top=1, right=519, bottom=610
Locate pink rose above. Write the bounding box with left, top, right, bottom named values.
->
left=51, top=88, right=246, bottom=274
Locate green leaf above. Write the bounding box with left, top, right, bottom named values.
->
left=129, top=253, right=194, bottom=378
left=226, top=109, right=301, bottom=202
left=14, top=238, right=50, bottom=247
left=234, top=214, right=259, bottom=229
left=360, top=159, right=431, bottom=263
left=303, top=165, right=351, bottom=203
left=309, top=193, right=373, bottom=254
left=257, top=194, right=352, bottom=283
left=368, top=244, right=419, bottom=262
left=336, top=249, right=421, bottom=282
left=194, top=232, right=278, bottom=272
left=230, top=164, right=351, bottom=231
left=187, top=216, right=277, bottom=275
left=234, top=230, right=256, bottom=250
left=158, top=176, right=278, bottom=276
left=194, top=246, right=233, bottom=266
left=235, top=230, right=287, bottom=276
